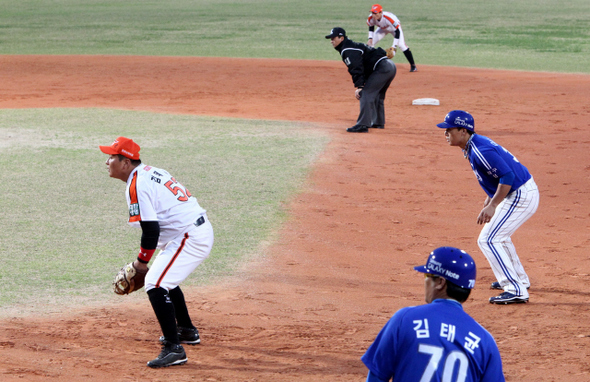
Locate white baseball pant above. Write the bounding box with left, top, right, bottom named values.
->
left=372, top=27, right=409, bottom=51
left=477, top=178, right=539, bottom=298
left=145, top=216, right=214, bottom=292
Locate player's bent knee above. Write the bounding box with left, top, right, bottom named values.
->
left=477, top=241, right=487, bottom=253
left=477, top=234, right=507, bottom=250
left=145, top=274, right=158, bottom=292
left=145, top=274, right=170, bottom=293
left=477, top=232, right=492, bottom=248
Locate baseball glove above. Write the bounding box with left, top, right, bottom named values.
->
left=113, top=262, right=148, bottom=295
left=386, top=47, right=397, bottom=59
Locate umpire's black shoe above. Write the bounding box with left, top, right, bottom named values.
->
left=489, top=292, right=528, bottom=305
left=147, top=341, right=187, bottom=368
left=159, top=326, right=201, bottom=345
left=346, top=125, right=369, bottom=133
left=410, top=66, right=418, bottom=72
left=370, top=125, right=384, bottom=129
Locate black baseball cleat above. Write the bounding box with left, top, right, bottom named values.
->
left=347, top=125, right=369, bottom=133
left=147, top=341, right=187, bottom=368
left=159, top=326, right=201, bottom=345
left=410, top=66, right=418, bottom=72
left=489, top=292, right=528, bottom=304
left=490, top=281, right=530, bottom=290
left=370, top=125, right=384, bottom=129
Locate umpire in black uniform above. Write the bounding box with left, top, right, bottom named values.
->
left=326, top=27, right=397, bottom=133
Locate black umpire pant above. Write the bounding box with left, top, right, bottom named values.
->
left=356, top=59, right=396, bottom=128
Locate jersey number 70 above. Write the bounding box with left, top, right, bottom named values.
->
left=418, top=344, right=469, bottom=382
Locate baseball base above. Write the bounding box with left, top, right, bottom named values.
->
left=412, top=98, right=440, bottom=106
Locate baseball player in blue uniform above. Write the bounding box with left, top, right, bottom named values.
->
left=437, top=110, right=540, bottom=304
left=362, top=247, right=505, bottom=382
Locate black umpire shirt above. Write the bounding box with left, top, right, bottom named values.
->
left=334, top=38, right=388, bottom=89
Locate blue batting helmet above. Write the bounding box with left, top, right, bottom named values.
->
left=436, top=110, right=475, bottom=132
left=414, top=247, right=477, bottom=289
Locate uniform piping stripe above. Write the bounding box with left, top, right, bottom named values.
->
left=155, top=233, right=189, bottom=288
left=471, top=144, right=492, bottom=171
left=129, top=171, right=139, bottom=204
left=128, top=171, right=141, bottom=222
left=487, top=191, right=521, bottom=291
left=341, top=48, right=364, bottom=57
left=383, top=15, right=399, bottom=28
left=374, top=56, right=388, bottom=70
left=486, top=190, right=522, bottom=295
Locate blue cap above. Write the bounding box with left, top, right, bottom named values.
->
left=436, top=110, right=475, bottom=132
left=414, top=247, right=477, bottom=289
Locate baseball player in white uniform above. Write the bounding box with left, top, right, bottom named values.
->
left=367, top=4, right=417, bottom=72
left=100, top=136, right=214, bottom=368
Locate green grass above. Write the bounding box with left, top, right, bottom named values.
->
left=0, top=0, right=588, bottom=72
left=0, top=109, right=329, bottom=315
left=0, top=0, right=588, bottom=315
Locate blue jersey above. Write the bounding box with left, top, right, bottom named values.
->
left=466, top=134, right=531, bottom=198
left=361, top=299, right=505, bottom=382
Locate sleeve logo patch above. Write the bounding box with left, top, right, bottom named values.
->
left=129, top=203, right=140, bottom=217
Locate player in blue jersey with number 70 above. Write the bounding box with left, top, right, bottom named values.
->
left=362, top=247, right=505, bottom=382
left=437, top=110, right=539, bottom=304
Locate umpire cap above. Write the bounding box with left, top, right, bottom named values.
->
left=414, top=247, right=477, bottom=289
left=325, top=27, right=346, bottom=39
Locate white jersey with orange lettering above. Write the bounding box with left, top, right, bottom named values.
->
left=126, top=164, right=213, bottom=292
left=126, top=164, right=205, bottom=247
left=367, top=11, right=409, bottom=52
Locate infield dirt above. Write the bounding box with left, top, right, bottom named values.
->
left=0, top=56, right=589, bottom=381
